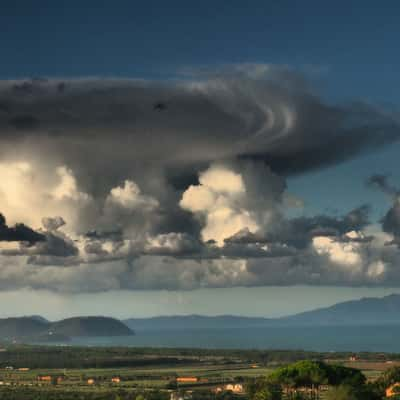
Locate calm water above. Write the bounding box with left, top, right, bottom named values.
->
left=53, top=325, right=400, bottom=352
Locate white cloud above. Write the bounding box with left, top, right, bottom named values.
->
left=367, top=260, right=386, bottom=279
left=0, top=161, right=91, bottom=232
left=312, top=235, right=362, bottom=267
left=180, top=164, right=260, bottom=246
left=52, top=166, right=90, bottom=202
left=106, top=180, right=158, bottom=211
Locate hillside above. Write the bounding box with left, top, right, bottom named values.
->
left=124, top=315, right=272, bottom=330
left=125, top=294, right=400, bottom=330
left=49, top=317, right=134, bottom=337
left=0, top=316, right=134, bottom=340
left=280, top=293, right=400, bottom=325
left=0, top=317, right=49, bottom=339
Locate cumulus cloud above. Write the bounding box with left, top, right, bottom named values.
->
left=0, top=160, right=92, bottom=233
left=0, top=67, right=400, bottom=291
left=0, top=213, right=45, bottom=244
left=52, top=166, right=91, bottom=203
left=181, top=165, right=258, bottom=245
left=42, top=216, right=66, bottom=231
left=106, top=180, right=159, bottom=211
left=181, top=162, right=285, bottom=246
left=367, top=174, right=400, bottom=246
left=1, top=160, right=396, bottom=291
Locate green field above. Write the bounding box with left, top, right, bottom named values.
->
left=0, top=346, right=399, bottom=399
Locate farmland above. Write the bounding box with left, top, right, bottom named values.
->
left=0, top=345, right=399, bottom=399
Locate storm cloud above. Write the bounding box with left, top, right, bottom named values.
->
left=1, top=66, right=400, bottom=291
left=0, top=69, right=398, bottom=181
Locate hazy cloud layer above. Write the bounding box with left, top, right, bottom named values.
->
left=0, top=66, right=400, bottom=291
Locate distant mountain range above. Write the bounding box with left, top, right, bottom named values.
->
left=2, top=294, right=400, bottom=342
left=123, top=315, right=273, bottom=330
left=279, top=293, right=400, bottom=325
left=124, top=294, right=400, bottom=330
left=0, top=316, right=134, bottom=341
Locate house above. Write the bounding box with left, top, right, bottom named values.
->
left=111, top=376, right=121, bottom=383
left=170, top=393, right=184, bottom=400
left=37, top=375, right=64, bottom=384
left=386, top=383, right=400, bottom=397
left=225, top=384, right=244, bottom=393
left=176, top=377, right=198, bottom=384
left=170, top=391, right=192, bottom=400
left=37, top=375, right=52, bottom=382
left=214, top=384, right=244, bottom=394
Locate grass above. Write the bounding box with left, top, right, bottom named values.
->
left=0, top=361, right=273, bottom=394
left=0, top=357, right=396, bottom=398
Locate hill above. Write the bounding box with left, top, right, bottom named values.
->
left=2, top=294, right=400, bottom=340
left=0, top=316, right=134, bottom=340
left=49, top=316, right=134, bottom=337
left=0, top=317, right=49, bottom=338
left=26, top=315, right=49, bottom=324
left=279, top=293, right=400, bottom=325
left=124, top=315, right=272, bottom=330
left=125, top=294, right=400, bottom=330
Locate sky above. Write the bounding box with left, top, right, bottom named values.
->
left=1, top=1, right=400, bottom=319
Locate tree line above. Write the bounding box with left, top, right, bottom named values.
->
left=247, top=360, right=400, bottom=400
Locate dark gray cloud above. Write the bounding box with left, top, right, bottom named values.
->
left=8, top=114, right=40, bottom=130
left=42, top=216, right=66, bottom=231
left=367, top=174, right=399, bottom=198
left=0, top=67, right=400, bottom=291
left=3, top=231, right=79, bottom=259
left=382, top=201, right=400, bottom=239
left=0, top=213, right=45, bottom=244
left=0, top=72, right=398, bottom=187
left=225, top=205, right=370, bottom=249
left=367, top=175, right=400, bottom=245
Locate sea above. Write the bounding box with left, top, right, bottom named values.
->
left=47, top=325, right=400, bottom=352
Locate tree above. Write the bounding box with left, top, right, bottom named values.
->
left=326, top=384, right=381, bottom=400
left=375, top=366, right=400, bottom=391
left=267, top=360, right=369, bottom=399
left=247, top=377, right=282, bottom=400
left=326, top=385, right=358, bottom=400
left=268, top=361, right=328, bottom=398
left=327, top=365, right=366, bottom=387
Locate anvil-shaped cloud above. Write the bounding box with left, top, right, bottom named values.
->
left=0, top=66, right=400, bottom=291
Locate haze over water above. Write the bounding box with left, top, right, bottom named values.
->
left=49, top=325, right=400, bottom=353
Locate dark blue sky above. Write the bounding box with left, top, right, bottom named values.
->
left=1, top=0, right=399, bottom=104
